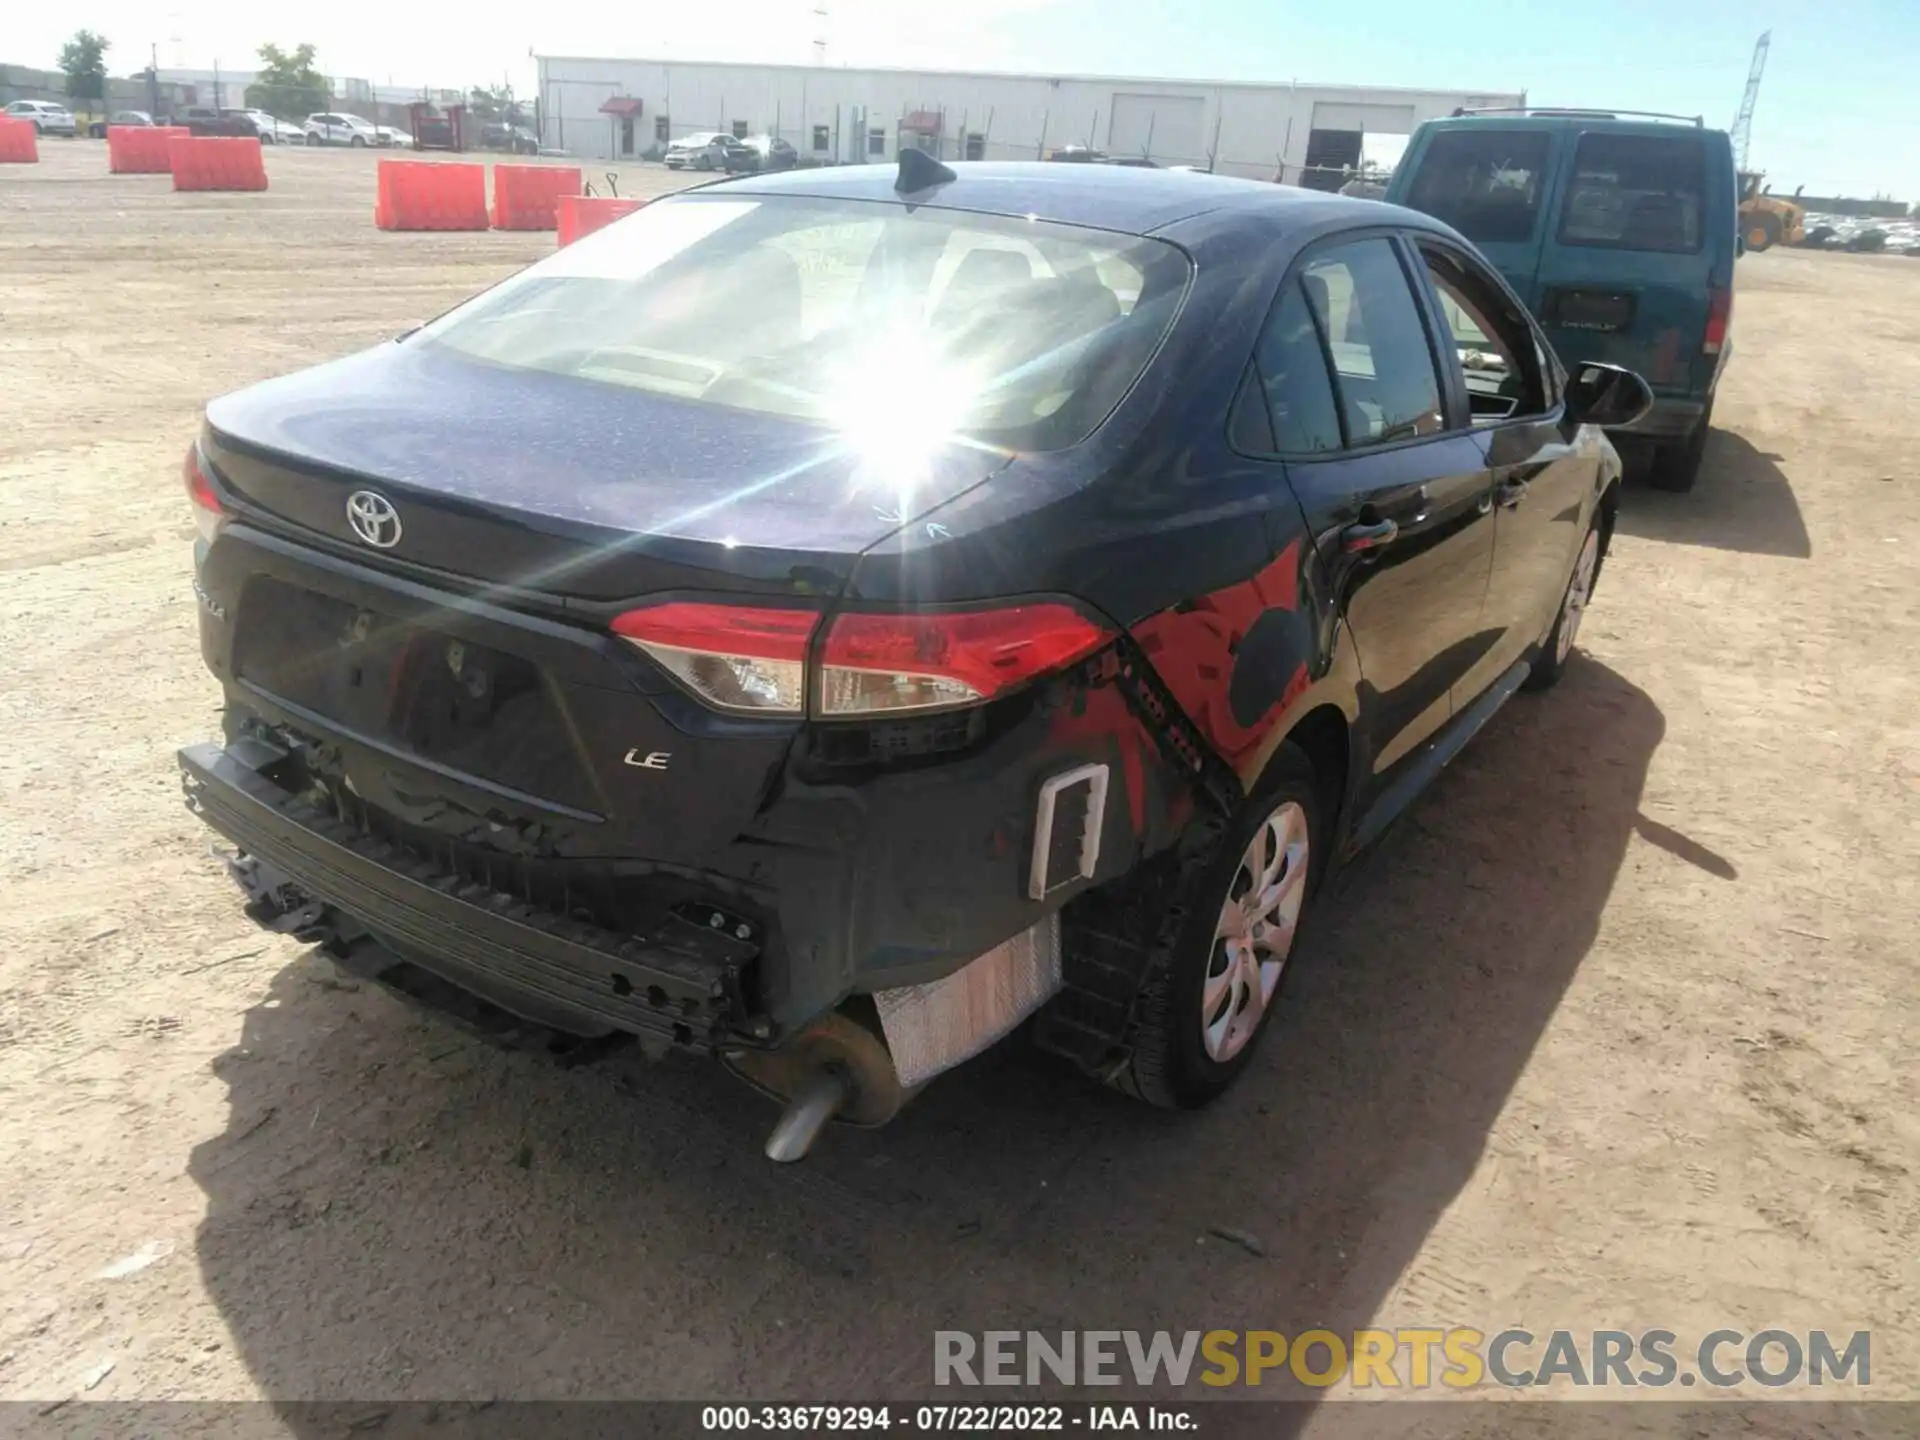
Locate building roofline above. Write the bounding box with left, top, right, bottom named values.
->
left=532, top=53, right=1520, bottom=101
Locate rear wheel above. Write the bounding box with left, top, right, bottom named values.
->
left=305, top=132, right=320, bottom=146
left=1114, top=744, right=1323, bottom=1110
left=349, top=135, right=366, bottom=148
left=1649, top=403, right=1712, bottom=493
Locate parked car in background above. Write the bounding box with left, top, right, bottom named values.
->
left=1386, top=108, right=1738, bottom=492
left=479, top=120, right=539, bottom=154
left=1047, top=144, right=1106, bottom=163
left=5, top=100, right=78, bottom=137
left=222, top=109, right=303, bottom=144
left=303, top=113, right=383, bottom=147
left=664, top=132, right=747, bottom=170
left=88, top=109, right=154, bottom=138
left=177, top=160, right=1653, bottom=1162
left=733, top=134, right=798, bottom=172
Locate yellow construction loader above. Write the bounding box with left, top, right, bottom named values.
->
left=1739, top=171, right=1806, bottom=251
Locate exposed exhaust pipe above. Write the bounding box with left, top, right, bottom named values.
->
left=725, top=1011, right=907, bottom=1163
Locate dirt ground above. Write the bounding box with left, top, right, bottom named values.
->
left=1, top=141, right=1917, bottom=1425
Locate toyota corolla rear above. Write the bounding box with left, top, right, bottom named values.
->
left=179, top=176, right=1196, bottom=1153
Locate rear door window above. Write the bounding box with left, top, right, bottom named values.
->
left=1246, top=281, right=1343, bottom=454
left=1558, top=132, right=1705, bottom=254
left=1300, top=238, right=1447, bottom=446
left=1403, top=129, right=1552, bottom=245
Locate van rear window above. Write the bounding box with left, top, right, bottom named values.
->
left=1558, top=133, right=1705, bottom=254
left=1402, top=129, right=1551, bottom=245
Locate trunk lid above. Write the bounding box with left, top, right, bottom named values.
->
left=203, top=340, right=1010, bottom=601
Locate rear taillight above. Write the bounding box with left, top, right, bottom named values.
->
left=817, top=605, right=1113, bottom=716
left=611, top=602, right=818, bottom=715
left=609, top=600, right=1113, bottom=719
left=184, top=444, right=225, bottom=546
left=1703, top=285, right=1732, bottom=356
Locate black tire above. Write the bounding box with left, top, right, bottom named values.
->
left=305, top=133, right=320, bottom=146
left=349, top=135, right=366, bottom=148
left=1649, top=406, right=1712, bottom=493
left=1524, top=508, right=1607, bottom=692
left=1114, top=743, right=1325, bottom=1110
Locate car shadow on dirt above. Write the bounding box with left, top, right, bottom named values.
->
left=1614, top=428, right=1811, bottom=560
left=188, top=656, right=1672, bottom=1425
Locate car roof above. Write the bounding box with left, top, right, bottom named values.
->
left=708, top=160, right=1414, bottom=237
left=1418, top=111, right=1729, bottom=139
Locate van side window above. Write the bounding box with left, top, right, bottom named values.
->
left=1419, top=245, right=1552, bottom=423
left=1247, top=280, right=1343, bottom=454
left=1301, top=239, right=1446, bottom=446
left=1403, top=130, right=1552, bottom=245
left=1559, top=132, right=1705, bottom=254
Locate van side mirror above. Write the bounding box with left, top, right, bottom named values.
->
left=1564, top=362, right=1654, bottom=430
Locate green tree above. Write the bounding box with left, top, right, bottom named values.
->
left=467, top=85, right=524, bottom=125
left=57, top=30, right=110, bottom=108
left=246, top=43, right=328, bottom=120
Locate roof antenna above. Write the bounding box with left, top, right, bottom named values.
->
left=896, top=147, right=956, bottom=195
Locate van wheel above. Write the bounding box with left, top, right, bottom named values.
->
left=1113, top=743, right=1323, bottom=1110
left=1650, top=405, right=1712, bottom=493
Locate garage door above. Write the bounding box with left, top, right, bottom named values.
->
left=1108, top=93, right=1206, bottom=166
left=1310, top=101, right=1417, bottom=136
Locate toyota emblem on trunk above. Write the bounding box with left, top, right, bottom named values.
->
left=345, top=490, right=402, bottom=549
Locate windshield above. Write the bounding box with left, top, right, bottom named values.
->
left=417, top=193, right=1191, bottom=454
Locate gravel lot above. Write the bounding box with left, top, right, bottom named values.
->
left=2, top=140, right=1917, bottom=1424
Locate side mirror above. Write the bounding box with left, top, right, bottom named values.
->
left=1564, top=362, right=1654, bottom=430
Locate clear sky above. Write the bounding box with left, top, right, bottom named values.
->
left=14, top=0, right=1914, bottom=199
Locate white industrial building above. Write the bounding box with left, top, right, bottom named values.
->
left=534, top=55, right=1522, bottom=185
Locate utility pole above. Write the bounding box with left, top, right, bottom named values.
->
left=148, top=42, right=160, bottom=118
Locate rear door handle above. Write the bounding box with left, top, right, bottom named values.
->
left=1341, top=518, right=1399, bottom=553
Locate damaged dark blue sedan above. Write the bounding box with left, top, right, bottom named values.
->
left=178, top=155, right=1652, bottom=1159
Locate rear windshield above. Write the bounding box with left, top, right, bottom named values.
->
left=1402, top=129, right=1552, bottom=245
left=418, top=194, right=1191, bottom=453
left=1558, top=132, right=1705, bottom=254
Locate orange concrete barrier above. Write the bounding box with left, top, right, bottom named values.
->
left=490, top=164, right=583, bottom=231
left=375, top=159, right=488, bottom=231
left=556, top=194, right=646, bottom=247
left=169, top=135, right=268, bottom=191
left=0, top=117, right=39, bottom=164
left=108, top=125, right=189, bottom=174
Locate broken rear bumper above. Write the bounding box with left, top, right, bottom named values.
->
left=178, top=741, right=755, bottom=1049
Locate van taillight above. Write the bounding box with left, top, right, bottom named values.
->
left=1703, top=286, right=1732, bottom=356
left=610, top=600, right=1114, bottom=718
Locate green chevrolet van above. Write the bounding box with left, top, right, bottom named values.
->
left=1386, top=109, right=1737, bottom=491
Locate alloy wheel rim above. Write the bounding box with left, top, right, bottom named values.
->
left=1202, top=800, right=1310, bottom=1063
left=1556, top=529, right=1601, bottom=665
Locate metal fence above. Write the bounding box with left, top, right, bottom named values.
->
left=594, top=99, right=1395, bottom=188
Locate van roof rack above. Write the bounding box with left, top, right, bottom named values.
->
left=1449, top=106, right=1705, bottom=127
